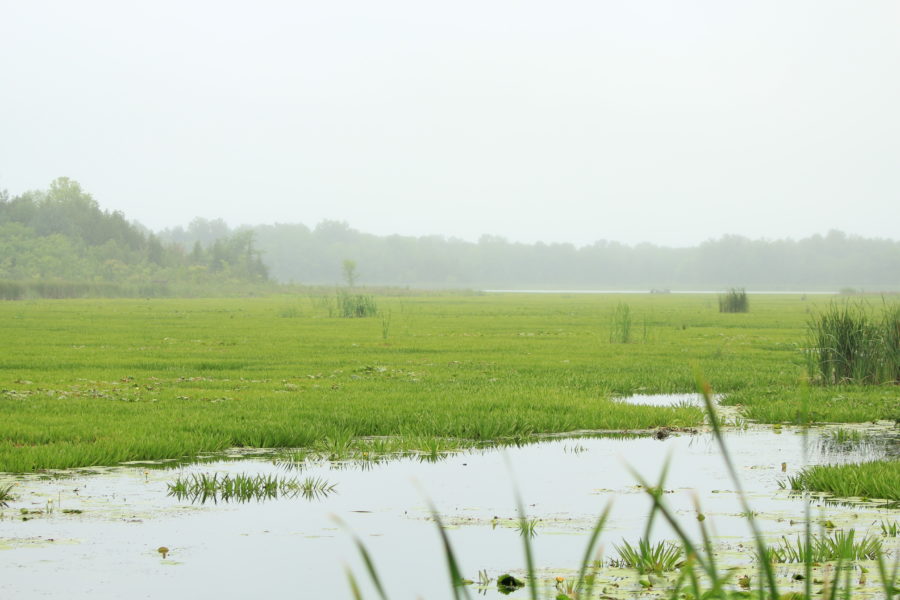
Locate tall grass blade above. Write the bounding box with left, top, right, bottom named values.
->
left=421, top=495, right=472, bottom=600
left=575, top=501, right=612, bottom=599
left=695, top=373, right=780, bottom=598
left=333, top=516, right=391, bottom=600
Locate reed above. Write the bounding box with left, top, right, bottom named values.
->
left=609, top=302, right=633, bottom=343
left=807, top=301, right=900, bottom=385
left=718, top=287, right=749, bottom=313
left=336, top=290, right=378, bottom=318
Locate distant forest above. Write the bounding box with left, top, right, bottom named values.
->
left=2, top=179, right=898, bottom=295
left=162, top=219, right=900, bottom=290
left=0, top=178, right=267, bottom=298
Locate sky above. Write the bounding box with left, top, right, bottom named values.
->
left=1, top=1, right=899, bottom=247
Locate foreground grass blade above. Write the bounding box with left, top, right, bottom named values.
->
left=333, top=516, right=390, bottom=600
left=695, top=373, right=780, bottom=598
left=575, top=501, right=613, bottom=599
left=421, top=494, right=473, bottom=600
left=345, top=567, right=364, bottom=600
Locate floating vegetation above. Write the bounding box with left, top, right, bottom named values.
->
left=167, top=473, right=336, bottom=504
left=787, top=459, right=900, bottom=501
left=611, top=537, right=683, bottom=574
left=769, top=530, right=884, bottom=563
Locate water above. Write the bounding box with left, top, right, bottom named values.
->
left=483, top=290, right=839, bottom=295
left=1, top=424, right=897, bottom=599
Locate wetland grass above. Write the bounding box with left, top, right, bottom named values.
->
left=609, top=302, right=633, bottom=343
left=611, top=538, right=683, bottom=574
left=718, top=288, right=749, bottom=313
left=787, top=459, right=900, bottom=502
left=770, top=530, right=884, bottom=563
left=0, top=482, right=15, bottom=507
left=1, top=294, right=897, bottom=472
left=807, top=301, right=900, bottom=385
left=166, top=472, right=336, bottom=503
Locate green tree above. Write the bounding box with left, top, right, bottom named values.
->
left=342, top=259, right=358, bottom=287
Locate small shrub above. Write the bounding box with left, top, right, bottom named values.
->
left=718, top=288, right=749, bottom=313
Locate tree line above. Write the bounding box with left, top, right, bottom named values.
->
left=0, top=178, right=268, bottom=297
left=3, top=178, right=897, bottom=293
left=162, top=219, right=900, bottom=290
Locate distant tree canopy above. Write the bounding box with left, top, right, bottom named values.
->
left=4, top=178, right=897, bottom=293
left=162, top=220, right=900, bottom=289
left=0, top=178, right=268, bottom=291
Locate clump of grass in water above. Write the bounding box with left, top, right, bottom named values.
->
left=880, top=520, right=899, bottom=537
left=611, top=537, right=683, bottom=574
left=718, top=287, right=749, bottom=313
left=514, top=518, right=539, bottom=538
left=806, top=300, right=900, bottom=385
left=787, top=459, right=900, bottom=502
left=0, top=482, right=15, bottom=507
left=167, top=472, right=336, bottom=504
left=769, top=529, right=884, bottom=563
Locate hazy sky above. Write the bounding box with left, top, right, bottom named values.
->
left=1, top=1, right=898, bottom=247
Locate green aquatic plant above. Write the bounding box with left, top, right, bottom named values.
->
left=821, top=427, right=869, bottom=445
left=611, top=537, right=682, bottom=574
left=0, top=482, right=16, bottom=507
left=770, top=530, right=884, bottom=563
left=787, top=459, right=900, bottom=502
left=514, top=518, right=539, bottom=538
left=806, top=301, right=900, bottom=385
left=167, top=472, right=336, bottom=504
left=880, top=520, right=899, bottom=537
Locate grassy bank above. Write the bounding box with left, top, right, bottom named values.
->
left=1, top=293, right=896, bottom=471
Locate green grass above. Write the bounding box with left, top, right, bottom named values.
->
left=0, top=482, right=15, bottom=507
left=611, top=537, right=683, bottom=574
left=807, top=301, right=900, bottom=385
left=166, top=472, right=336, bottom=503
left=0, top=293, right=896, bottom=472
left=770, top=530, right=884, bottom=563
left=787, top=459, right=900, bottom=502
left=719, top=287, right=749, bottom=313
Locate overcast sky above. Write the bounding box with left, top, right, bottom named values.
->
left=1, top=1, right=898, bottom=247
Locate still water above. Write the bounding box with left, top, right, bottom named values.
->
left=1, top=422, right=896, bottom=599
